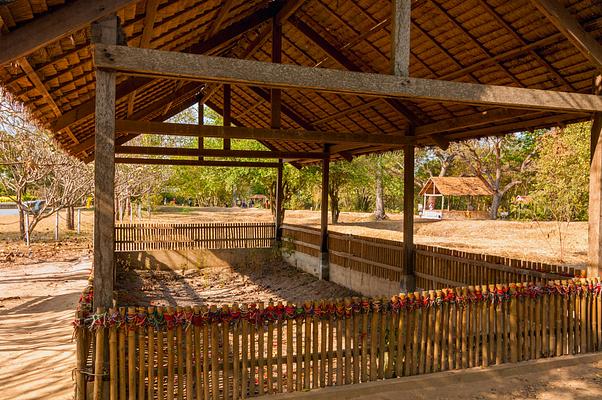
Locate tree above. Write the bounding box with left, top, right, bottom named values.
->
left=0, top=96, right=93, bottom=238
left=458, top=134, right=538, bottom=219
left=373, top=155, right=387, bottom=220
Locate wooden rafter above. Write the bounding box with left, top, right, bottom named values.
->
left=139, top=0, right=160, bottom=48
left=207, top=0, right=236, bottom=37
left=116, top=158, right=281, bottom=167
left=116, top=146, right=328, bottom=160
left=94, top=44, right=602, bottom=113
left=0, top=0, right=136, bottom=67
left=530, top=0, right=602, bottom=72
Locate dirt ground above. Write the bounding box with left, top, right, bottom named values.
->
left=0, top=258, right=91, bottom=400
left=0, top=207, right=587, bottom=269
left=116, top=259, right=357, bottom=307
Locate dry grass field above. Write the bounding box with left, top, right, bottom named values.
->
left=0, top=206, right=588, bottom=269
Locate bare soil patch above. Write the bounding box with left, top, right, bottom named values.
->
left=116, top=260, right=358, bottom=307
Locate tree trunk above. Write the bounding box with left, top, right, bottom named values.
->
left=18, top=207, right=25, bottom=240
left=374, top=160, right=386, bottom=220
left=490, top=193, right=501, bottom=220
left=330, top=195, right=340, bottom=224
left=66, top=206, right=75, bottom=230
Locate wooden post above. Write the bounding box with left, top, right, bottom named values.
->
left=273, top=17, right=283, bottom=244
left=55, top=210, right=59, bottom=240
left=92, top=16, right=117, bottom=309
left=401, top=136, right=416, bottom=291
left=223, top=84, right=231, bottom=150
left=91, top=17, right=117, bottom=400
left=275, top=160, right=283, bottom=242
left=320, top=145, right=330, bottom=280
left=198, top=99, right=204, bottom=161
left=391, top=0, right=411, bottom=77
left=589, top=74, right=602, bottom=278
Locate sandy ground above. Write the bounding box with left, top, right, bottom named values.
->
left=116, top=259, right=357, bottom=307
left=0, top=258, right=91, bottom=400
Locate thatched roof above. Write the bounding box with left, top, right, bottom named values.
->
left=419, top=177, right=493, bottom=196
left=0, top=0, right=600, bottom=162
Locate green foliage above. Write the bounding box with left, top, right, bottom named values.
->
left=530, top=123, right=590, bottom=222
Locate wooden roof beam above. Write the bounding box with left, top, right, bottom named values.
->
left=207, top=0, right=237, bottom=37
left=115, top=158, right=281, bottom=167
left=116, top=146, right=327, bottom=159
left=0, top=0, right=136, bottom=67
left=139, top=0, right=160, bottom=48
left=114, top=119, right=413, bottom=145
left=275, top=0, right=308, bottom=26
left=530, top=0, right=602, bottom=73
left=94, top=44, right=602, bottom=112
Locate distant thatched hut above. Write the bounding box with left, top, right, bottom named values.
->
left=419, top=177, right=493, bottom=220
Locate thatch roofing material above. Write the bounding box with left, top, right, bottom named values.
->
left=0, top=0, right=600, bottom=161
left=419, top=177, right=493, bottom=196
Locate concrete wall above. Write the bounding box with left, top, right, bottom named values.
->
left=282, top=250, right=400, bottom=298
left=116, top=247, right=277, bottom=273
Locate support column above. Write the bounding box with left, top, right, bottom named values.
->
left=275, top=160, right=283, bottom=242
left=588, top=75, right=602, bottom=278
left=197, top=98, right=204, bottom=161
left=92, top=17, right=118, bottom=309
left=401, top=138, right=416, bottom=292
left=223, top=84, right=231, bottom=150
left=272, top=16, right=283, bottom=243
left=320, top=145, right=330, bottom=281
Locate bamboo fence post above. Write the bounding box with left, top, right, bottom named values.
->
left=549, top=286, right=557, bottom=357
left=276, top=301, right=284, bottom=393
left=128, top=307, right=137, bottom=400
left=201, top=305, right=210, bottom=400
left=185, top=307, right=194, bottom=400
left=209, top=305, right=219, bottom=400
left=147, top=307, right=155, bottom=400
left=509, top=285, right=518, bottom=363
left=241, top=304, right=249, bottom=398
left=360, top=298, right=369, bottom=382
left=425, top=291, right=434, bottom=373
left=369, top=298, right=379, bottom=381
left=396, top=294, right=407, bottom=377
left=166, top=307, right=175, bottom=400
left=232, top=304, right=241, bottom=399
left=193, top=306, right=202, bottom=400
left=285, top=302, right=293, bottom=392
left=461, top=288, right=469, bottom=369
left=580, top=280, right=588, bottom=353
left=93, top=307, right=106, bottom=400
left=385, top=296, right=397, bottom=379
left=313, top=300, right=320, bottom=388
left=378, top=296, right=388, bottom=379
left=320, top=300, right=328, bottom=388
left=433, top=290, right=442, bottom=372
left=535, top=289, right=542, bottom=359
left=568, top=282, right=575, bottom=355
left=448, top=291, right=455, bottom=370
left=257, top=302, right=265, bottom=396
left=335, top=299, right=344, bottom=386
left=352, top=297, right=360, bottom=383
left=157, top=308, right=165, bottom=400
left=108, top=307, right=118, bottom=400
left=295, top=307, right=302, bottom=391
left=412, top=292, right=421, bottom=376
left=481, top=285, right=489, bottom=367
left=75, top=311, right=87, bottom=400
left=175, top=307, right=185, bottom=400
left=137, top=307, right=146, bottom=400
left=542, top=289, right=549, bottom=357
left=221, top=305, right=230, bottom=399
left=267, top=302, right=274, bottom=394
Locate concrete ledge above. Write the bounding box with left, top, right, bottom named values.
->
left=270, top=353, right=602, bottom=399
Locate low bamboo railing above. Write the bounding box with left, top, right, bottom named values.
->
left=115, top=222, right=276, bottom=251
left=281, top=225, right=577, bottom=286
left=74, top=279, right=602, bottom=400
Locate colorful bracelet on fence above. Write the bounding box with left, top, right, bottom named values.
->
left=73, top=278, right=602, bottom=332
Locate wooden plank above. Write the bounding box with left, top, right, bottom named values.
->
left=402, top=137, right=415, bottom=291
left=95, top=44, right=602, bottom=112
left=115, top=158, right=281, bottom=168
left=0, top=0, right=135, bottom=67
left=530, top=0, right=602, bottom=72
left=115, top=119, right=412, bottom=145
left=589, top=76, right=602, bottom=278
left=115, top=145, right=328, bottom=159
left=391, top=0, right=411, bottom=77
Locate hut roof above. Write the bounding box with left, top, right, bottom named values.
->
left=419, top=177, right=493, bottom=196
left=0, top=0, right=600, bottom=162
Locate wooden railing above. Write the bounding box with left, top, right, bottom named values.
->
left=281, top=224, right=577, bottom=286
left=75, top=279, right=602, bottom=400
left=282, top=224, right=404, bottom=282
left=115, top=222, right=276, bottom=251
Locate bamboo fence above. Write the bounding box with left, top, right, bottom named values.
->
left=75, top=279, right=602, bottom=400
left=115, top=223, right=276, bottom=251
left=281, top=225, right=578, bottom=286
